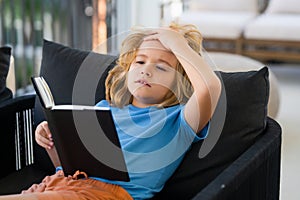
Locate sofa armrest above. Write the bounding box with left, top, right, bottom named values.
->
left=0, top=94, right=56, bottom=195
left=0, top=94, right=36, bottom=178
left=0, top=94, right=35, bottom=111
left=192, top=117, right=281, bottom=200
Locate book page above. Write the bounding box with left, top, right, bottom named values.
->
left=41, top=77, right=55, bottom=107
left=51, top=105, right=110, bottom=111
left=33, top=77, right=54, bottom=108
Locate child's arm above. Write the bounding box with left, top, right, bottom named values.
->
left=35, top=121, right=61, bottom=167
left=144, top=29, right=221, bottom=133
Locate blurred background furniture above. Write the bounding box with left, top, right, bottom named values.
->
left=171, top=0, right=264, bottom=54
left=163, top=0, right=300, bottom=63
left=243, top=0, right=300, bottom=63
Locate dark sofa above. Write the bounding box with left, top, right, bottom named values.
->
left=0, top=40, right=281, bottom=199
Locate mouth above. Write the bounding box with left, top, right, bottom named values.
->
left=135, top=80, right=151, bottom=87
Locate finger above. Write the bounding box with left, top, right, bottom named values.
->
left=37, top=134, right=54, bottom=149
left=56, top=170, right=64, bottom=177
left=35, top=126, right=54, bottom=149
left=146, top=30, right=158, bottom=35
left=41, top=122, right=53, bottom=140
left=132, top=26, right=158, bottom=34
left=22, top=184, right=38, bottom=194
left=35, top=183, right=46, bottom=192
left=38, top=133, right=54, bottom=149
left=143, top=35, right=158, bottom=41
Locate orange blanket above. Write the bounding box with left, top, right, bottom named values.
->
left=0, top=170, right=132, bottom=200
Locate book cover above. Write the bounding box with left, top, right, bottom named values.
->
left=31, top=76, right=129, bottom=181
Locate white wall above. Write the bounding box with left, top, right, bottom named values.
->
left=117, top=0, right=161, bottom=33
left=113, top=0, right=161, bottom=53
left=131, top=0, right=161, bottom=27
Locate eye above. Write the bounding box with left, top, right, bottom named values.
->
left=156, top=65, right=167, bottom=71
left=135, top=61, right=145, bottom=65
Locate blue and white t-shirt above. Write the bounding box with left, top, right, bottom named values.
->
left=92, top=100, right=209, bottom=199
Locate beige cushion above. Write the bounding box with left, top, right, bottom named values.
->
left=266, top=0, right=300, bottom=14
left=6, top=56, right=16, bottom=95
left=179, top=11, right=257, bottom=39
left=188, top=0, right=258, bottom=12
left=244, top=13, right=300, bottom=41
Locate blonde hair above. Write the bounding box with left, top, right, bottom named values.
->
left=105, top=22, right=203, bottom=108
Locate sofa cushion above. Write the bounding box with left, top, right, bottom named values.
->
left=35, top=40, right=269, bottom=199
left=34, top=39, right=118, bottom=124
left=266, top=0, right=300, bottom=14
left=157, top=67, right=269, bottom=199
left=244, top=13, right=300, bottom=41
left=188, top=0, right=258, bottom=12
left=179, top=11, right=257, bottom=39
left=0, top=47, right=13, bottom=102
left=178, top=0, right=259, bottom=39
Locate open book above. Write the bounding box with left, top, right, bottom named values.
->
left=31, top=76, right=106, bottom=111
left=31, top=76, right=129, bottom=181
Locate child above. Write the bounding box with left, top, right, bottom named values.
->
left=0, top=22, right=221, bottom=200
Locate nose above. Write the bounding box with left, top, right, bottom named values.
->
left=140, top=71, right=151, bottom=77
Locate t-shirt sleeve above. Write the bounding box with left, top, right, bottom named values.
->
left=196, top=122, right=210, bottom=140
left=179, top=106, right=210, bottom=143
left=95, top=99, right=110, bottom=107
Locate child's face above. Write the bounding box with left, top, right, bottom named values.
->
left=127, top=40, right=178, bottom=108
